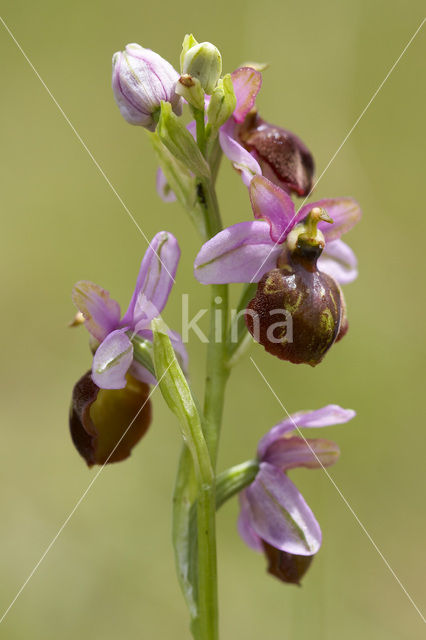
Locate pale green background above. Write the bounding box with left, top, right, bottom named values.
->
left=0, top=1, right=425, bottom=638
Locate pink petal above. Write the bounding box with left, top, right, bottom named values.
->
left=258, top=404, right=355, bottom=459
left=194, top=221, right=281, bottom=284
left=219, top=128, right=261, bottom=186
left=249, top=176, right=296, bottom=243
left=129, top=360, right=156, bottom=385
left=245, top=463, right=321, bottom=555
left=72, top=281, right=121, bottom=342
left=231, top=67, right=262, bottom=123
left=122, top=231, right=180, bottom=330
left=263, top=436, right=340, bottom=471
left=187, top=120, right=197, bottom=138
left=156, top=168, right=176, bottom=202
left=318, top=239, right=358, bottom=284
left=92, top=329, right=133, bottom=390
left=298, top=198, right=361, bottom=242
left=237, top=491, right=263, bottom=552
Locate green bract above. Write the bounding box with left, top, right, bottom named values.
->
left=207, top=75, right=236, bottom=132
left=157, top=102, right=211, bottom=178
left=175, top=74, right=205, bottom=110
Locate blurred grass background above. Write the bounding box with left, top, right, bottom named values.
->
left=0, top=0, right=425, bottom=638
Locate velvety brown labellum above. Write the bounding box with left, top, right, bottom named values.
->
left=238, top=112, right=315, bottom=197
left=246, top=246, right=344, bottom=366
left=69, top=371, right=152, bottom=467
left=335, top=287, right=349, bottom=342
left=262, top=541, right=314, bottom=585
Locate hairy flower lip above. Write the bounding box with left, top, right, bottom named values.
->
left=245, top=259, right=344, bottom=366
left=238, top=112, right=315, bottom=197
left=69, top=371, right=152, bottom=467
left=262, top=542, right=314, bottom=585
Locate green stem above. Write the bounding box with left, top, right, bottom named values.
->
left=196, top=122, right=230, bottom=640
left=203, top=284, right=229, bottom=465
left=173, top=108, right=230, bottom=640
left=172, top=446, right=198, bottom=619
left=193, top=106, right=207, bottom=156
left=152, top=324, right=218, bottom=640
left=226, top=283, right=258, bottom=360
left=216, top=460, right=259, bottom=509
left=206, top=136, right=223, bottom=185
left=196, top=178, right=222, bottom=238
left=196, top=482, right=218, bottom=640
left=150, top=132, right=207, bottom=237
left=197, top=174, right=230, bottom=468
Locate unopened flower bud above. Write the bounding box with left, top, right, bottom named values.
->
left=207, top=74, right=236, bottom=131
left=246, top=208, right=346, bottom=366
left=112, top=43, right=182, bottom=131
left=181, top=40, right=222, bottom=95
left=238, top=112, right=314, bottom=197
left=262, top=541, right=314, bottom=585
left=175, top=74, right=205, bottom=110
left=180, top=33, right=199, bottom=70
left=69, top=371, right=152, bottom=466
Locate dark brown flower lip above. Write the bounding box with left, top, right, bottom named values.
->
left=69, top=371, right=152, bottom=467
left=262, top=540, right=314, bottom=585
left=238, top=112, right=315, bottom=197
left=245, top=256, right=344, bottom=366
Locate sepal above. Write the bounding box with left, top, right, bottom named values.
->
left=175, top=74, right=205, bottom=110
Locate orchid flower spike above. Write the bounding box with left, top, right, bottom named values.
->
left=72, top=232, right=187, bottom=390
left=194, top=175, right=361, bottom=286
left=238, top=405, right=355, bottom=583
left=112, top=44, right=182, bottom=130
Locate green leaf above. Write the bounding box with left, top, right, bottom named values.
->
left=207, top=74, right=236, bottom=133
left=157, top=102, right=210, bottom=178
left=152, top=318, right=216, bottom=637
left=173, top=445, right=199, bottom=620
left=150, top=133, right=206, bottom=237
